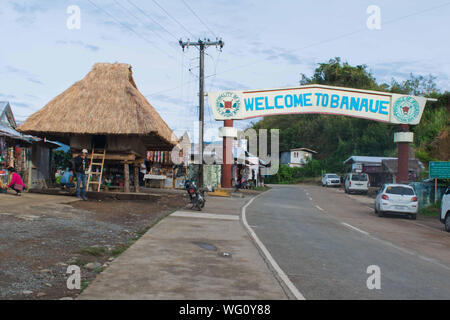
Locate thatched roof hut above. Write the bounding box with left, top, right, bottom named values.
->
left=18, top=62, right=175, bottom=157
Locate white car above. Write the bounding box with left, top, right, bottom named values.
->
left=321, top=173, right=341, bottom=187
left=440, top=186, right=450, bottom=232
left=344, top=173, right=369, bottom=194
left=375, top=184, right=418, bottom=219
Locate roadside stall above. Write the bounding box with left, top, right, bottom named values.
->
left=144, top=150, right=173, bottom=188
left=18, top=63, right=176, bottom=193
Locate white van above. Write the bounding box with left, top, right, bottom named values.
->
left=440, top=186, right=450, bottom=232
left=344, top=173, right=369, bottom=194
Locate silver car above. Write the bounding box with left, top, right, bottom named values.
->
left=321, top=173, right=341, bottom=187
left=375, top=184, right=418, bottom=220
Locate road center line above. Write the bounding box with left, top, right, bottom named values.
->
left=241, top=193, right=306, bottom=300
left=341, top=222, right=370, bottom=235
left=315, top=205, right=324, bottom=212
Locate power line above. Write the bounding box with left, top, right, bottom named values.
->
left=180, top=0, right=217, bottom=38
left=203, top=1, right=450, bottom=81
left=147, top=2, right=450, bottom=96
left=151, top=0, right=196, bottom=38
left=126, top=0, right=179, bottom=41
left=86, top=0, right=177, bottom=60
left=112, top=0, right=179, bottom=51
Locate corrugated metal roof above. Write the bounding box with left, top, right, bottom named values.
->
left=0, top=101, right=9, bottom=114
left=0, top=123, right=29, bottom=141
left=343, top=156, right=397, bottom=165
left=290, top=147, right=318, bottom=154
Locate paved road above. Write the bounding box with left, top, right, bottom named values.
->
left=246, top=185, right=450, bottom=299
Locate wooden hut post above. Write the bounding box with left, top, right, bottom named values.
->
left=134, top=163, right=139, bottom=193
left=124, top=162, right=130, bottom=193
left=27, top=149, right=32, bottom=190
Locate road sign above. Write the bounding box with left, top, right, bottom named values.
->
left=429, top=161, right=450, bottom=179
left=208, top=84, right=435, bottom=124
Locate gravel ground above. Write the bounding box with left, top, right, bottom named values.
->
left=0, top=192, right=189, bottom=300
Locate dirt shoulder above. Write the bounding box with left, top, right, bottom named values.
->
left=0, top=191, right=188, bottom=300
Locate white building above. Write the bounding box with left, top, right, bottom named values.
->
left=280, top=147, right=317, bottom=168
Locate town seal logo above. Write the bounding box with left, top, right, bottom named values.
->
left=393, top=96, right=420, bottom=123
left=216, top=92, right=240, bottom=117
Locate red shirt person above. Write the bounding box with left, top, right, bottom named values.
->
left=7, top=167, right=26, bottom=196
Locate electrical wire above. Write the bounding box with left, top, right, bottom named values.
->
left=126, top=0, right=179, bottom=41
left=112, top=0, right=179, bottom=51
left=180, top=0, right=217, bottom=38
left=147, top=2, right=450, bottom=98
left=206, top=1, right=450, bottom=80
left=151, top=0, right=196, bottom=38
left=86, top=0, right=177, bottom=60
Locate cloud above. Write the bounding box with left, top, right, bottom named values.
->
left=0, top=93, right=17, bottom=100
left=9, top=0, right=53, bottom=26
left=27, top=78, right=43, bottom=85
left=11, top=101, right=32, bottom=108
left=3, top=65, right=44, bottom=86
left=149, top=93, right=186, bottom=106
left=208, top=78, right=251, bottom=91
left=10, top=1, right=47, bottom=14
left=371, top=59, right=450, bottom=90
left=56, top=40, right=101, bottom=52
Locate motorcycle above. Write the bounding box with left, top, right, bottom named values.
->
left=185, top=180, right=205, bottom=211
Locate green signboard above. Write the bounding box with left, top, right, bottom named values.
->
left=429, top=161, right=450, bottom=179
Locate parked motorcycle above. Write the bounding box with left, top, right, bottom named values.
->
left=185, top=180, right=205, bottom=211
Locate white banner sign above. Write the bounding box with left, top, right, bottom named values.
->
left=208, top=84, right=430, bottom=124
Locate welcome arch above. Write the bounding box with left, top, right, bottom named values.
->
left=207, top=84, right=436, bottom=188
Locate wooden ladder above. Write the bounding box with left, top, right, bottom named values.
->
left=87, top=148, right=106, bottom=192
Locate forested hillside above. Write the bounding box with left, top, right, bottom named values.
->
left=252, top=58, right=449, bottom=174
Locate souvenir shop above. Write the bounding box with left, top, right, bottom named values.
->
left=144, top=150, right=188, bottom=189
left=0, top=136, right=31, bottom=191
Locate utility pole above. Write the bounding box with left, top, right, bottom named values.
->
left=179, top=38, right=224, bottom=188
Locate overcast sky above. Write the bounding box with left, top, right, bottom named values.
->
left=1, top=0, right=449, bottom=141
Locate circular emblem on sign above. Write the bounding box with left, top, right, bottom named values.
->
left=393, top=96, right=420, bottom=123
left=216, top=92, right=240, bottom=118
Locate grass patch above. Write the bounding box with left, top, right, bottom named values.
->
left=76, top=246, right=107, bottom=257
left=74, top=257, right=89, bottom=267
left=418, top=201, right=441, bottom=217
left=135, top=226, right=151, bottom=238
left=111, top=244, right=128, bottom=257
left=80, top=280, right=90, bottom=292
left=94, top=266, right=105, bottom=274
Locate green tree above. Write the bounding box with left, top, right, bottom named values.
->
left=53, top=150, right=73, bottom=170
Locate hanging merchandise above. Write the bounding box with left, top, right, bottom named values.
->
left=15, top=145, right=22, bottom=170
left=8, top=147, right=14, bottom=168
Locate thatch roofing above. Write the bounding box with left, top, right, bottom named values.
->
left=18, top=63, right=175, bottom=149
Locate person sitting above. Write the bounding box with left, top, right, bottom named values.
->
left=60, top=168, right=75, bottom=189
left=7, top=167, right=26, bottom=196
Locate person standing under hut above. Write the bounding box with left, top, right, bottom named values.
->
left=73, top=149, right=90, bottom=201
left=7, top=167, right=26, bottom=196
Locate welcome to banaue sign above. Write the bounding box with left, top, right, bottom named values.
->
left=208, top=84, right=436, bottom=125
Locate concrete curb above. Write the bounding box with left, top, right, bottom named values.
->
left=240, top=190, right=306, bottom=300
